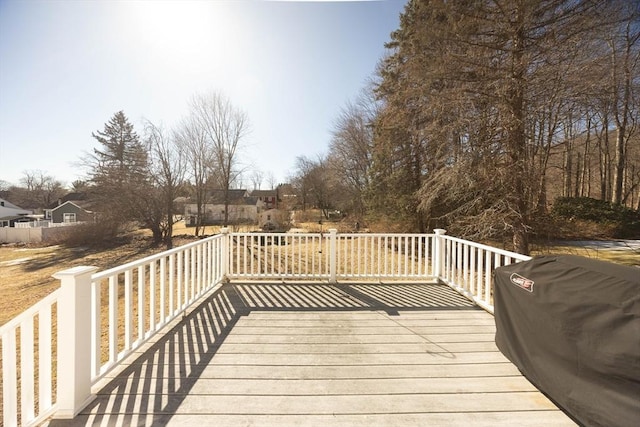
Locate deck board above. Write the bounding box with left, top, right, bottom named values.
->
left=45, top=283, right=576, bottom=426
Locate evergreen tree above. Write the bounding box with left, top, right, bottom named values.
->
left=90, top=111, right=150, bottom=229
left=372, top=0, right=621, bottom=254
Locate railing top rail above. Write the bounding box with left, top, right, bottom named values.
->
left=92, top=233, right=224, bottom=281
left=0, top=288, right=60, bottom=334
left=441, top=235, right=531, bottom=261
left=229, top=231, right=436, bottom=238
left=335, top=232, right=436, bottom=238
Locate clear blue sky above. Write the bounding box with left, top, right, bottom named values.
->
left=0, top=0, right=406, bottom=189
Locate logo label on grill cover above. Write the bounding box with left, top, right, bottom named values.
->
left=509, top=273, right=534, bottom=292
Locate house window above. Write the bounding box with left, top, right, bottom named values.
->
left=63, top=213, right=77, bottom=223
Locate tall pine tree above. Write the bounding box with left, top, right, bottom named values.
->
left=373, top=0, right=616, bottom=254
left=90, top=111, right=150, bottom=230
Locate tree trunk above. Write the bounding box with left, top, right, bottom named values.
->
left=507, top=6, right=530, bottom=256
left=612, top=127, right=626, bottom=204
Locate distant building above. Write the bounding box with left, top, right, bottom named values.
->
left=250, top=189, right=279, bottom=210
left=0, top=198, right=33, bottom=227
left=49, top=201, right=95, bottom=224
left=44, top=193, right=94, bottom=223
left=184, top=189, right=258, bottom=226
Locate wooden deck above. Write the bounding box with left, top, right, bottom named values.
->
left=45, top=282, right=576, bottom=426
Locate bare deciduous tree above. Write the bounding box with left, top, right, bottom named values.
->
left=144, top=120, right=186, bottom=248
left=329, top=87, right=378, bottom=219
left=250, top=169, right=264, bottom=191
left=188, top=92, right=250, bottom=226
left=175, top=114, right=212, bottom=237
left=19, top=170, right=66, bottom=209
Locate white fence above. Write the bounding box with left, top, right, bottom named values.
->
left=0, top=229, right=528, bottom=426
left=0, top=225, right=75, bottom=244
left=14, top=221, right=80, bottom=229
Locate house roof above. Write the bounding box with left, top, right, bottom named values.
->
left=0, top=215, right=35, bottom=222
left=0, top=197, right=27, bottom=210
left=209, top=189, right=249, bottom=204
left=250, top=190, right=278, bottom=198
left=47, top=192, right=89, bottom=210
left=51, top=200, right=93, bottom=213
left=0, top=197, right=32, bottom=216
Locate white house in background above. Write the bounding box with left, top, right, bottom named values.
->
left=0, top=198, right=32, bottom=223
left=184, top=189, right=259, bottom=226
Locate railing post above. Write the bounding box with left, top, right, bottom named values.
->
left=221, top=227, right=229, bottom=279
left=329, top=229, right=337, bottom=284
left=433, top=229, right=447, bottom=281
left=52, top=266, right=99, bottom=418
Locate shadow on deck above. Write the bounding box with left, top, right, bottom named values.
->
left=46, top=283, right=575, bottom=426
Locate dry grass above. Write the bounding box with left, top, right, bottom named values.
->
left=2, top=224, right=637, bottom=326
left=0, top=223, right=202, bottom=327
left=530, top=244, right=640, bottom=267
left=0, top=221, right=338, bottom=327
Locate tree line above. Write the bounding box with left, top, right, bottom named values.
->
left=1, top=92, right=252, bottom=249
left=291, top=0, right=640, bottom=254
left=87, top=92, right=252, bottom=247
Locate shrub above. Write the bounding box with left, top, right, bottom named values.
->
left=50, top=220, right=129, bottom=248
left=551, top=197, right=640, bottom=238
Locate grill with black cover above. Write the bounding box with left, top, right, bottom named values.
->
left=494, top=255, right=639, bottom=427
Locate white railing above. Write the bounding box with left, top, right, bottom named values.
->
left=89, top=233, right=226, bottom=381
left=437, top=235, right=531, bottom=313
left=1, top=232, right=227, bottom=426
left=227, top=230, right=437, bottom=282
left=0, top=291, right=59, bottom=427
left=1, top=228, right=530, bottom=425
left=228, top=232, right=330, bottom=280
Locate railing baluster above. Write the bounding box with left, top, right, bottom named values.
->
left=20, top=318, right=35, bottom=423
left=190, top=247, right=196, bottom=302
left=177, top=251, right=183, bottom=310
left=477, top=248, right=484, bottom=300
left=484, top=250, right=492, bottom=304
left=198, top=244, right=203, bottom=293
left=248, top=236, right=256, bottom=274
left=277, top=234, right=282, bottom=277
left=137, top=265, right=145, bottom=342
left=39, top=304, right=53, bottom=410
left=470, top=246, right=476, bottom=296
left=108, top=275, right=117, bottom=362
left=124, top=269, right=133, bottom=349
left=149, top=260, right=156, bottom=330
left=159, top=257, right=166, bottom=324
left=91, top=280, right=101, bottom=377
left=168, top=253, right=174, bottom=317
left=463, top=244, right=469, bottom=292
left=2, top=329, right=18, bottom=427
left=391, top=236, right=396, bottom=276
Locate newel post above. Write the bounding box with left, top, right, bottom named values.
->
left=53, top=266, right=99, bottom=418
left=433, top=229, right=447, bottom=281
left=220, top=227, right=230, bottom=279
left=328, top=229, right=338, bottom=284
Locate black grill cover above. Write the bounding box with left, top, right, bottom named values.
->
left=494, top=255, right=640, bottom=427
